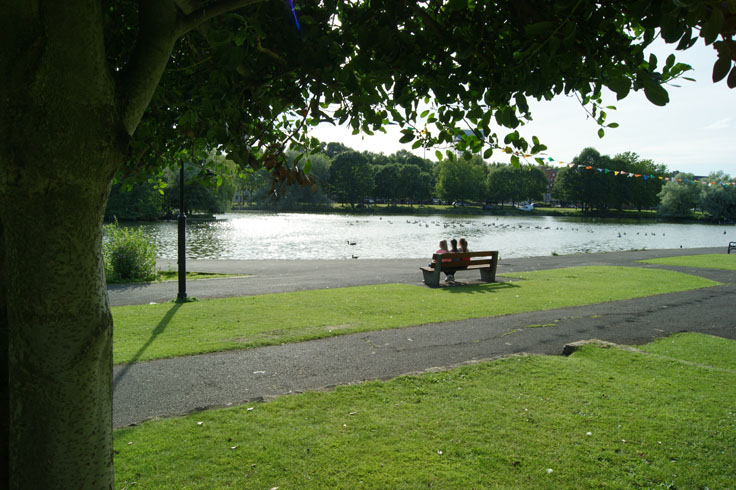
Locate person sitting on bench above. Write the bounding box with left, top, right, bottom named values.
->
left=431, top=240, right=454, bottom=282
left=459, top=238, right=470, bottom=261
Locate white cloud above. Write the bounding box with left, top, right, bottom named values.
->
left=703, top=118, right=733, bottom=130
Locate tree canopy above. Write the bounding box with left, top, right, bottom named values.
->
left=2, top=1, right=735, bottom=488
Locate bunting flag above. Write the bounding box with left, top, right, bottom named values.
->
left=506, top=147, right=736, bottom=187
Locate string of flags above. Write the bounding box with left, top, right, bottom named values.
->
left=512, top=151, right=736, bottom=188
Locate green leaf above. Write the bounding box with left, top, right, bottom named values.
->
left=712, top=56, right=732, bottom=83
left=483, top=148, right=493, bottom=159
left=303, top=159, right=312, bottom=174
left=510, top=155, right=520, bottom=167
left=514, top=93, right=529, bottom=114
left=607, top=122, right=619, bottom=128
left=648, top=53, right=657, bottom=71
left=665, top=54, right=675, bottom=70
left=643, top=82, right=669, bottom=106
left=435, top=150, right=444, bottom=161
left=234, top=29, right=248, bottom=47
left=702, top=7, right=724, bottom=45
left=503, top=131, right=519, bottom=144
left=606, top=77, right=630, bottom=100
left=399, top=132, right=414, bottom=144
left=597, top=128, right=605, bottom=138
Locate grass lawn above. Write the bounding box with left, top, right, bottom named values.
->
left=114, top=332, right=736, bottom=489
left=638, top=253, right=736, bottom=270
left=112, top=266, right=718, bottom=364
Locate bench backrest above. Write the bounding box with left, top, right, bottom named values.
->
left=430, top=250, right=498, bottom=268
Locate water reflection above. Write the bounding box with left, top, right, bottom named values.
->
left=124, top=212, right=735, bottom=260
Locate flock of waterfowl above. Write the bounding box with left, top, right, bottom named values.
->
left=342, top=218, right=683, bottom=237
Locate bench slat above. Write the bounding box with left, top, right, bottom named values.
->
left=428, top=259, right=493, bottom=270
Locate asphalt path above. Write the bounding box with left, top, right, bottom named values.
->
left=111, top=247, right=736, bottom=428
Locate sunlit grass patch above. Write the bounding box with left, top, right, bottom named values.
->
left=112, top=266, right=718, bottom=364
left=114, top=333, right=736, bottom=490
left=640, top=332, right=736, bottom=371
left=638, top=253, right=736, bottom=270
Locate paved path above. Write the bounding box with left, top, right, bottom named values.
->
left=111, top=247, right=736, bottom=428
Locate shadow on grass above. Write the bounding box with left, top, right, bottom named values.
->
left=113, top=302, right=182, bottom=388
left=443, top=281, right=519, bottom=294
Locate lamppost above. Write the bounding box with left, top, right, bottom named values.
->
left=177, top=161, right=187, bottom=302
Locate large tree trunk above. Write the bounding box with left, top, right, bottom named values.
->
left=3, top=169, right=118, bottom=489
left=1, top=219, right=9, bottom=488
left=1, top=3, right=126, bottom=487
left=1, top=87, right=124, bottom=488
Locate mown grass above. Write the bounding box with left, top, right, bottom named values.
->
left=638, top=253, right=736, bottom=270
left=114, top=332, right=736, bottom=489
left=112, top=266, right=718, bottom=364
left=640, top=331, right=736, bottom=370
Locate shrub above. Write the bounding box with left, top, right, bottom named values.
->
left=103, top=221, right=158, bottom=283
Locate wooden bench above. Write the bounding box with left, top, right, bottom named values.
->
left=420, top=251, right=499, bottom=287
left=729, top=242, right=736, bottom=254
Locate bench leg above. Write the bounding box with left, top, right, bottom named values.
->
left=479, top=252, right=498, bottom=282
left=479, top=267, right=493, bottom=282
left=422, top=267, right=441, bottom=287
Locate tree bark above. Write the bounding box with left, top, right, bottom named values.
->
left=1, top=2, right=126, bottom=487
left=1, top=218, right=9, bottom=489
left=3, top=170, right=118, bottom=489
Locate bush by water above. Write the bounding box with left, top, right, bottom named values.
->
left=103, top=221, right=157, bottom=283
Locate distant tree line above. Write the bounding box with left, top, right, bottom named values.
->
left=552, top=148, right=667, bottom=213
left=106, top=144, right=736, bottom=222
left=552, top=147, right=736, bottom=221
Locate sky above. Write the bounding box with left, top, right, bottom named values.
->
left=312, top=39, right=735, bottom=178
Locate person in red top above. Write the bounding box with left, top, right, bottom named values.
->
left=435, top=240, right=450, bottom=259
left=433, top=240, right=454, bottom=282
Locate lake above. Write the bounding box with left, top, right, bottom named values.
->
left=125, top=212, right=735, bottom=260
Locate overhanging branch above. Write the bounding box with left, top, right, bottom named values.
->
left=119, top=0, right=180, bottom=135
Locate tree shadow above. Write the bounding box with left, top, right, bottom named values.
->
left=442, top=279, right=520, bottom=294
left=113, top=301, right=182, bottom=388
left=107, top=281, right=157, bottom=292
